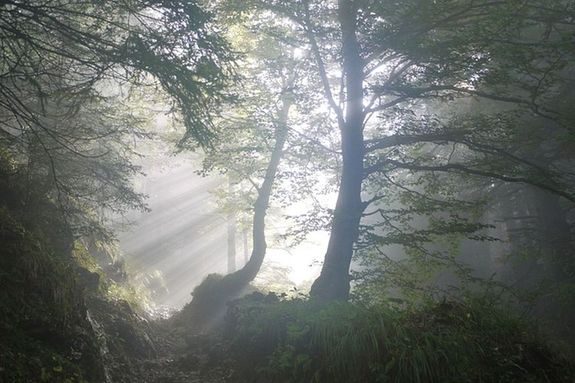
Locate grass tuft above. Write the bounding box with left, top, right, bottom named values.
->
left=225, top=295, right=574, bottom=383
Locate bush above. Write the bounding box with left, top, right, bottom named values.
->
left=225, top=295, right=574, bottom=383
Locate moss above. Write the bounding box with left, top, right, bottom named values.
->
left=72, top=241, right=103, bottom=275
left=176, top=272, right=260, bottom=331
left=105, top=280, right=151, bottom=311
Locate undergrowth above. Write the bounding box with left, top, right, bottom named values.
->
left=0, top=153, right=153, bottom=382
left=0, top=205, right=104, bottom=382
left=225, top=294, right=574, bottom=383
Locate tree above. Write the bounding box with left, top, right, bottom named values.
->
left=181, top=18, right=305, bottom=325
left=0, top=0, right=233, bottom=233
left=235, top=0, right=575, bottom=300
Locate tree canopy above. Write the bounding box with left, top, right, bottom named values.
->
left=0, top=0, right=233, bottom=232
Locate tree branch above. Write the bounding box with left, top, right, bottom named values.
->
left=376, top=159, right=575, bottom=203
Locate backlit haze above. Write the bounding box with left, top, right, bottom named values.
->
left=117, top=149, right=327, bottom=309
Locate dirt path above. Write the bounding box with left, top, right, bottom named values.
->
left=130, top=326, right=235, bottom=383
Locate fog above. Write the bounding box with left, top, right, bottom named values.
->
left=116, top=150, right=327, bottom=308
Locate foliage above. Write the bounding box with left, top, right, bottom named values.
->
left=72, top=239, right=155, bottom=312
left=0, top=167, right=105, bottom=382
left=354, top=156, right=496, bottom=304
left=223, top=0, right=575, bottom=301
left=0, top=149, right=158, bottom=382
left=226, top=295, right=574, bottom=383
left=0, top=0, right=235, bottom=237
left=0, top=0, right=234, bottom=146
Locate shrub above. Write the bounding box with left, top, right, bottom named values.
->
left=226, top=295, right=574, bottom=383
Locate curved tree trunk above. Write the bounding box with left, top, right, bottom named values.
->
left=310, top=0, right=365, bottom=301
left=182, top=88, right=294, bottom=328
left=224, top=88, right=293, bottom=286
left=227, top=178, right=237, bottom=273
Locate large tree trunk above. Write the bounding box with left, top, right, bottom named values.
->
left=310, top=0, right=365, bottom=301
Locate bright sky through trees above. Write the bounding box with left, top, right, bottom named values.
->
left=118, top=148, right=332, bottom=307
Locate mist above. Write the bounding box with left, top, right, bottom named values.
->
left=2, top=1, right=575, bottom=382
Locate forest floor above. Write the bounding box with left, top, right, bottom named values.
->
left=135, top=330, right=232, bottom=383
left=108, top=314, right=237, bottom=383
left=128, top=295, right=575, bottom=383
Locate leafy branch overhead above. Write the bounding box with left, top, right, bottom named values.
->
left=0, top=0, right=235, bottom=231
